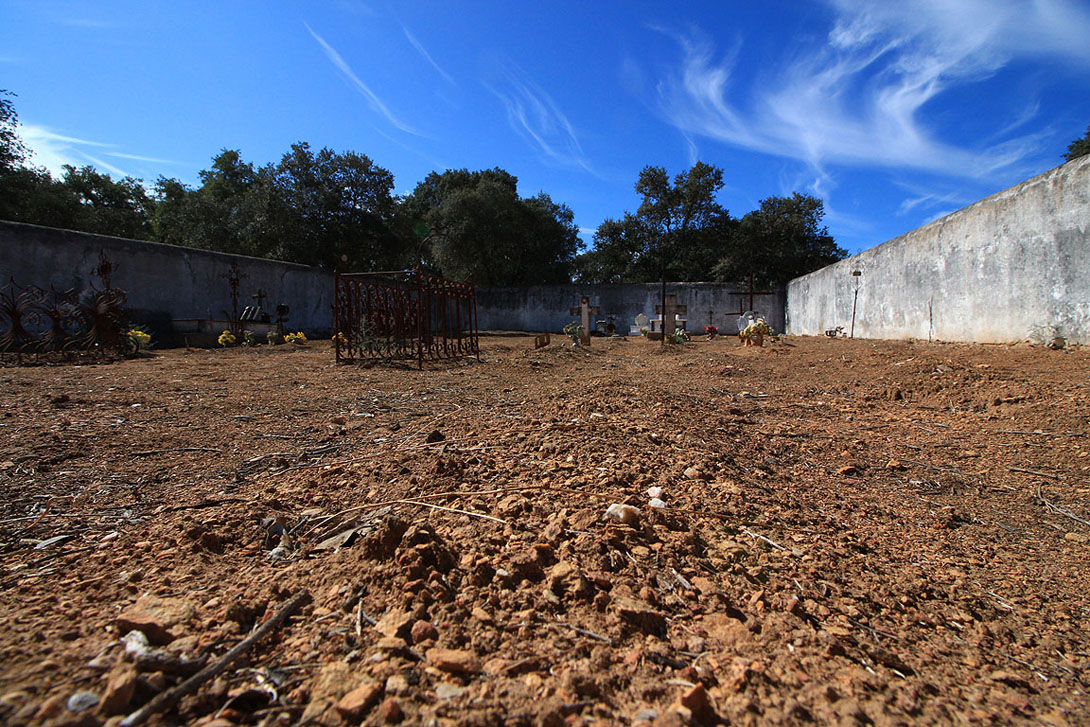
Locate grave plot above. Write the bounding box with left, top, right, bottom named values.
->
left=0, top=336, right=1088, bottom=727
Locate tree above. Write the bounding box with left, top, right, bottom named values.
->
left=400, top=168, right=581, bottom=285
left=59, top=165, right=153, bottom=240
left=575, top=162, right=735, bottom=284
left=0, top=90, right=29, bottom=173
left=716, top=193, right=846, bottom=286
left=1063, top=125, right=1090, bottom=162
left=267, top=143, right=401, bottom=271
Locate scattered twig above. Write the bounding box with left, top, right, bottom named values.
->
left=1036, top=484, right=1090, bottom=528
left=901, top=458, right=975, bottom=477
left=397, top=500, right=508, bottom=524
left=740, top=528, right=789, bottom=553
left=120, top=591, right=310, bottom=727
left=552, top=621, right=612, bottom=644
left=1010, top=466, right=1061, bottom=480
left=131, top=447, right=223, bottom=457
left=995, top=430, right=1086, bottom=438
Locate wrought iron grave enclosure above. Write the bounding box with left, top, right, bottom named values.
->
left=0, top=253, right=128, bottom=362
left=334, top=270, right=479, bottom=367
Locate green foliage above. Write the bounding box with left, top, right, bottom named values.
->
left=715, top=193, right=846, bottom=287
left=577, top=163, right=845, bottom=286
left=60, top=165, right=154, bottom=239
left=153, top=144, right=403, bottom=271
left=575, top=163, right=737, bottom=284
left=1063, top=124, right=1090, bottom=162
left=0, top=90, right=30, bottom=172
left=400, top=168, right=581, bottom=285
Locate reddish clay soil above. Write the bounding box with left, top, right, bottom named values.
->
left=1, top=335, right=1088, bottom=727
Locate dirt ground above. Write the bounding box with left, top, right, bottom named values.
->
left=1, top=334, right=1088, bottom=727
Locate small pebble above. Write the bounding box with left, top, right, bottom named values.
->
left=646, top=486, right=664, bottom=499
left=66, top=691, right=100, bottom=713
left=604, top=503, right=640, bottom=526
left=648, top=498, right=667, bottom=509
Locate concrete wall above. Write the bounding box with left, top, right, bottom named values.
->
left=477, top=283, right=786, bottom=335
left=0, top=221, right=336, bottom=342
left=787, top=155, right=1090, bottom=344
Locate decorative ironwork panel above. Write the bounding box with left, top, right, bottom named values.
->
left=334, top=270, right=479, bottom=367
left=0, top=278, right=128, bottom=363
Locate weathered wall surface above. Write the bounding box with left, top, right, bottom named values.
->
left=477, top=283, right=786, bottom=335
left=787, top=155, right=1090, bottom=343
left=0, top=222, right=336, bottom=341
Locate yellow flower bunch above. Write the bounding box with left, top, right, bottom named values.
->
left=218, top=330, right=237, bottom=346
left=284, top=331, right=307, bottom=344
left=332, top=332, right=348, bottom=344
left=740, top=319, right=770, bottom=339
left=127, top=328, right=151, bottom=350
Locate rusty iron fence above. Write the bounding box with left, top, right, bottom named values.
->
left=0, top=251, right=129, bottom=363
left=0, top=279, right=128, bottom=362
left=333, top=270, right=479, bottom=367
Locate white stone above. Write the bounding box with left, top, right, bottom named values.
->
left=648, top=498, right=667, bottom=509
left=646, top=486, right=664, bottom=499
left=604, top=503, right=640, bottom=526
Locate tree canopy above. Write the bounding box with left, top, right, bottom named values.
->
left=2, top=91, right=847, bottom=287
left=1063, top=124, right=1090, bottom=162
left=400, top=168, right=581, bottom=285
left=576, top=163, right=845, bottom=286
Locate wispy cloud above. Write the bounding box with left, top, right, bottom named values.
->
left=19, top=125, right=112, bottom=176
left=401, top=26, right=456, bottom=86
left=305, top=23, right=422, bottom=136
left=488, top=61, right=593, bottom=173
left=19, top=125, right=183, bottom=180
left=104, top=151, right=185, bottom=165
left=652, top=1, right=1090, bottom=179
left=80, top=153, right=130, bottom=179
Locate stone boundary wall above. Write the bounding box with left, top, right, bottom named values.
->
left=0, top=221, right=788, bottom=345
left=786, top=155, right=1090, bottom=343
left=0, top=221, right=336, bottom=344
left=476, top=283, right=786, bottom=335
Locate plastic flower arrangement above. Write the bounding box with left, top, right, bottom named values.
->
left=284, top=331, right=308, bottom=345
left=127, top=328, right=152, bottom=352
left=704, top=325, right=718, bottom=339
left=332, top=332, right=348, bottom=345
left=266, top=330, right=279, bottom=345
left=739, top=318, right=771, bottom=346
left=218, top=330, right=236, bottom=347
left=242, top=330, right=256, bottom=347
left=562, top=322, right=583, bottom=344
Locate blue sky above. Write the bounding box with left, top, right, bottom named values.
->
left=3, top=0, right=1089, bottom=255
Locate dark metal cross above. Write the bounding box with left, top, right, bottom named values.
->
left=251, top=288, right=267, bottom=309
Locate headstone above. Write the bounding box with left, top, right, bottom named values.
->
left=654, top=295, right=688, bottom=338
left=569, top=296, right=600, bottom=346
left=533, top=332, right=550, bottom=349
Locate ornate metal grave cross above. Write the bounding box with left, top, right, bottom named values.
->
left=569, top=296, right=599, bottom=346
left=655, top=294, right=687, bottom=338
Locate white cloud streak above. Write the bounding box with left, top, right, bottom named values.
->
left=401, top=26, right=456, bottom=86
left=653, top=0, right=1090, bottom=179
left=488, top=62, right=593, bottom=173
left=19, top=125, right=113, bottom=177
left=19, top=125, right=186, bottom=180
left=305, top=23, right=422, bottom=136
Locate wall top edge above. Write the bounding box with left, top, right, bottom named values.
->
left=787, top=153, right=1090, bottom=288
left=0, top=220, right=328, bottom=273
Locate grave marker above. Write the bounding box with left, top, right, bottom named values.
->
left=569, top=296, right=599, bottom=346
left=533, top=332, right=551, bottom=349
left=654, top=295, right=688, bottom=338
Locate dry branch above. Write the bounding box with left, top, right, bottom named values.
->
left=120, top=591, right=310, bottom=727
